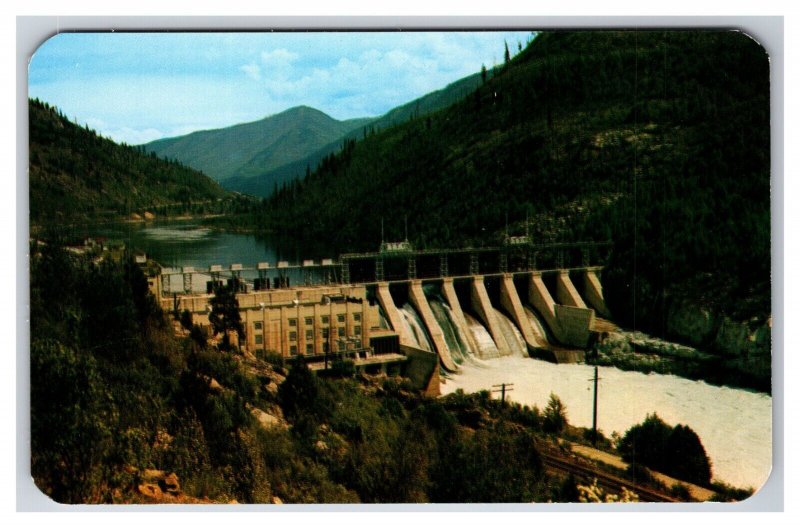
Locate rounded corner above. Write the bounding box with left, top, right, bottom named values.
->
left=28, top=31, right=68, bottom=71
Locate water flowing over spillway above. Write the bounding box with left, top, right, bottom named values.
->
left=429, top=297, right=473, bottom=364
left=377, top=305, right=390, bottom=330
left=441, top=355, right=772, bottom=490
left=399, top=303, right=434, bottom=352
left=523, top=306, right=550, bottom=343
left=493, top=308, right=528, bottom=357
left=464, top=313, right=500, bottom=359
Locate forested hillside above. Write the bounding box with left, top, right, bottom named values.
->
left=220, top=71, right=492, bottom=197
left=29, top=99, right=226, bottom=224
left=260, top=30, right=771, bottom=340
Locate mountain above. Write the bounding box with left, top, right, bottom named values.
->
left=28, top=99, right=227, bottom=225
left=259, top=31, right=771, bottom=345
left=143, top=106, right=372, bottom=184
left=223, top=71, right=488, bottom=197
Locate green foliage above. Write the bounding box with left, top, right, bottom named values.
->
left=670, top=483, right=692, bottom=501
left=618, top=413, right=712, bottom=486
left=208, top=282, right=245, bottom=351
left=28, top=99, right=226, bottom=224
left=179, top=309, right=193, bottom=331
left=31, top=339, right=114, bottom=503
left=278, top=359, right=329, bottom=428
left=543, top=393, right=568, bottom=434
left=708, top=481, right=754, bottom=502
left=330, top=358, right=356, bottom=377
left=429, top=421, right=545, bottom=503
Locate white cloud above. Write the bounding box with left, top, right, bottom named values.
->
left=105, top=127, right=165, bottom=145
left=30, top=32, right=533, bottom=142
left=260, top=48, right=299, bottom=75
left=240, top=62, right=261, bottom=81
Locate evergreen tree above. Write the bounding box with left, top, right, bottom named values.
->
left=208, top=282, right=245, bottom=351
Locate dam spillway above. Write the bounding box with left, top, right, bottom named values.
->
left=153, top=240, right=612, bottom=376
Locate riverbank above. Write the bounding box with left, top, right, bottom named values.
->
left=589, top=327, right=771, bottom=394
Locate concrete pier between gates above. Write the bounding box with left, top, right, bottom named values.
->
left=499, top=274, right=545, bottom=353
left=470, top=276, right=509, bottom=358
left=441, top=278, right=480, bottom=357
left=408, top=280, right=458, bottom=372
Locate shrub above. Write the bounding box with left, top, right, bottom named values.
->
left=543, top=393, right=568, bottom=434
left=179, top=309, right=193, bottom=331
left=331, top=359, right=356, bottom=378
left=618, top=413, right=712, bottom=486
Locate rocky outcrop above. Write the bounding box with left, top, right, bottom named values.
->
left=131, top=468, right=213, bottom=504
left=665, top=301, right=771, bottom=387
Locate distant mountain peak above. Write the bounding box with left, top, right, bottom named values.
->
left=142, top=105, right=370, bottom=183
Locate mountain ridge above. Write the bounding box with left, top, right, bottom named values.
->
left=143, top=105, right=372, bottom=184
left=28, top=98, right=227, bottom=225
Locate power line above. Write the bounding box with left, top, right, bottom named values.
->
left=491, top=383, right=514, bottom=404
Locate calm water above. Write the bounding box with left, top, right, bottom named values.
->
left=77, top=220, right=327, bottom=269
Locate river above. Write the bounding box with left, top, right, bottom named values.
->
left=441, top=356, right=771, bottom=491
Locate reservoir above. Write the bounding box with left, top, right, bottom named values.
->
left=86, top=221, right=772, bottom=492
left=77, top=220, right=302, bottom=269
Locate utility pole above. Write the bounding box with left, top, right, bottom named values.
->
left=492, top=383, right=514, bottom=405
left=590, top=366, right=601, bottom=446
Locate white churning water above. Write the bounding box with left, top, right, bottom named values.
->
left=399, top=303, right=434, bottom=352
left=429, top=298, right=472, bottom=364
left=464, top=313, right=500, bottom=359
left=493, top=308, right=528, bottom=357
left=440, top=355, right=772, bottom=491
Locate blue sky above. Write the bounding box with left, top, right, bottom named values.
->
left=29, top=31, right=533, bottom=145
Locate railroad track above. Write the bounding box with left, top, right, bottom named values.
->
left=540, top=451, right=678, bottom=503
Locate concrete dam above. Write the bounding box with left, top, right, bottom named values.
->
left=152, top=240, right=616, bottom=392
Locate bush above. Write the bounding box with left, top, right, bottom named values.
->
left=543, top=393, right=568, bottom=434
left=179, top=309, right=193, bottom=331
left=618, top=413, right=712, bottom=486
left=278, top=359, right=329, bottom=426
left=261, top=351, right=286, bottom=372
left=331, top=359, right=356, bottom=378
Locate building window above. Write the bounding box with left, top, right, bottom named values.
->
left=306, top=344, right=313, bottom=354
left=289, top=318, right=297, bottom=327
left=290, top=345, right=297, bottom=355
left=305, top=317, right=313, bottom=326
left=321, top=315, right=329, bottom=324
left=289, top=331, right=297, bottom=341
left=338, top=327, right=345, bottom=337
left=353, top=313, right=361, bottom=322
left=322, top=328, right=329, bottom=338
left=337, top=314, right=345, bottom=323
left=255, top=334, right=263, bottom=345
left=354, top=325, right=361, bottom=335
left=323, top=342, right=329, bottom=353
left=338, top=342, right=346, bottom=352
left=254, top=321, right=263, bottom=330
left=306, top=329, right=313, bottom=340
